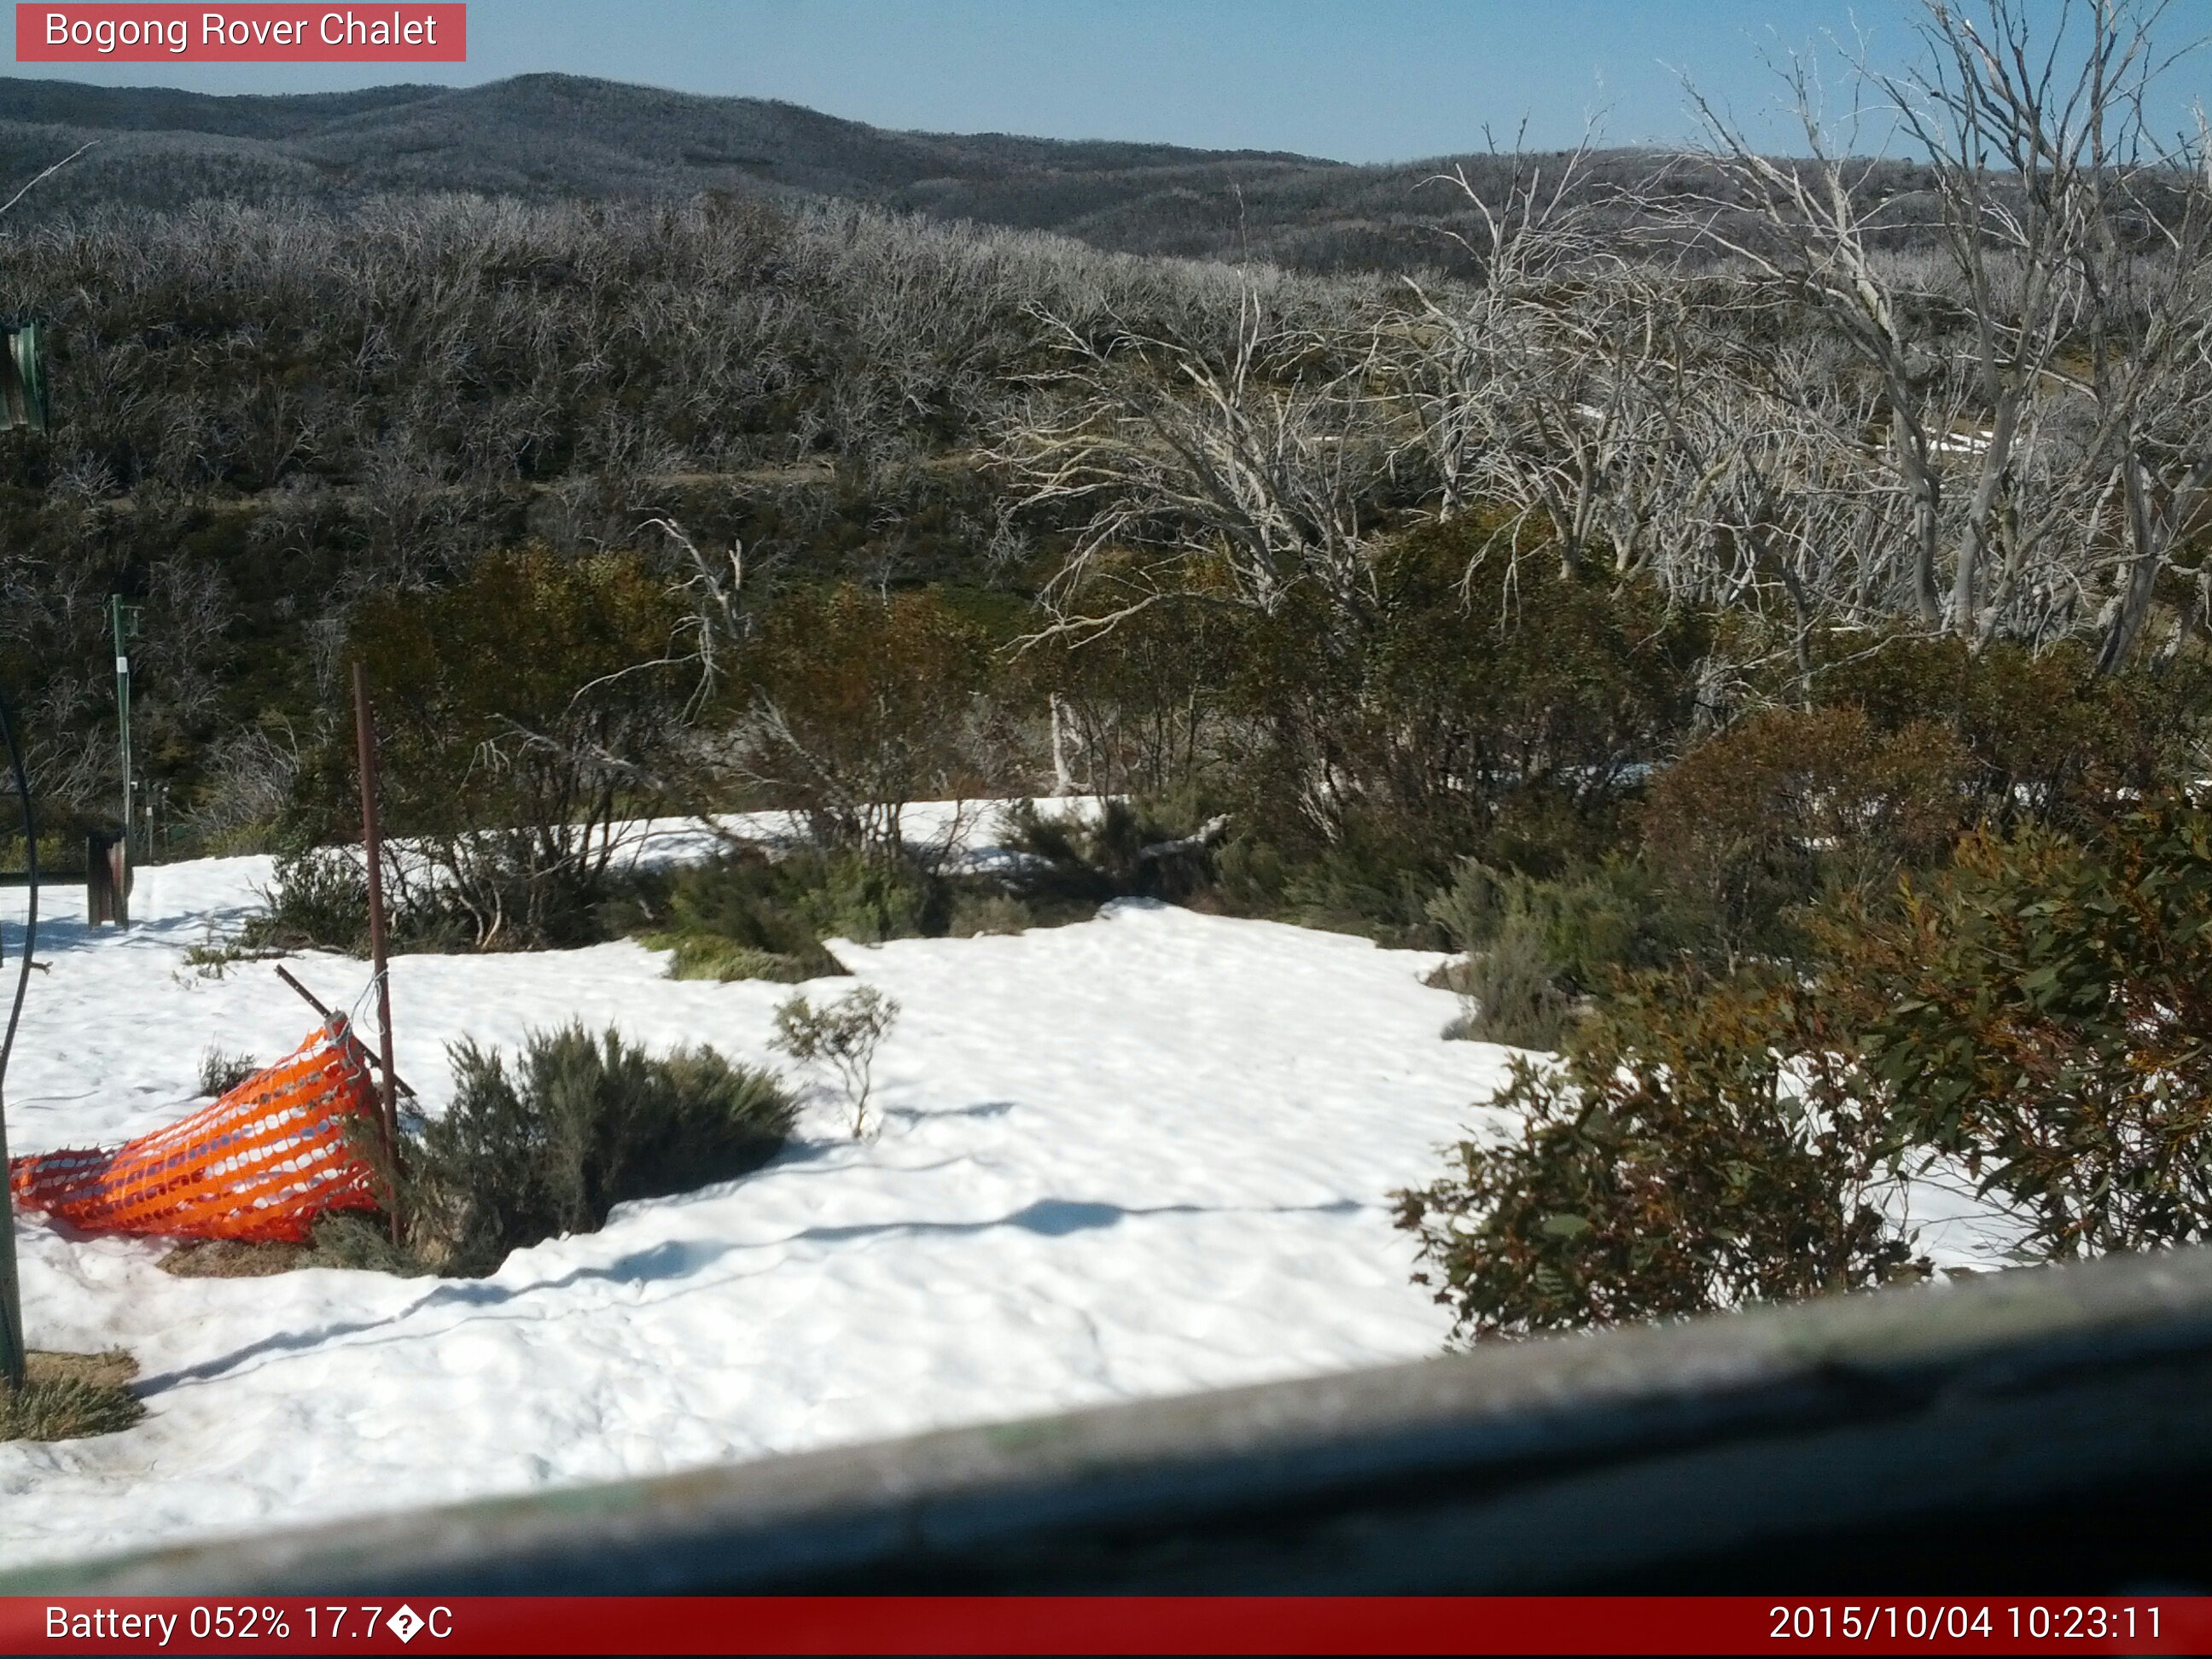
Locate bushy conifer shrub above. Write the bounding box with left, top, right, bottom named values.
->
left=405, top=1024, right=795, bottom=1277
left=1004, top=795, right=1221, bottom=907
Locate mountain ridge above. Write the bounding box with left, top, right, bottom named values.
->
left=0, top=71, right=1609, bottom=273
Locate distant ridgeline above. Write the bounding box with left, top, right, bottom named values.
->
left=0, top=71, right=1808, bottom=276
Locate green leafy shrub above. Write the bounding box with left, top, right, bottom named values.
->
left=1639, top=705, right=1970, bottom=963
left=1817, top=802, right=2212, bottom=1258
left=1004, top=795, right=1222, bottom=909
left=1223, top=518, right=1709, bottom=887
left=1811, top=634, right=2206, bottom=831
left=746, top=584, right=991, bottom=853
left=275, top=549, right=698, bottom=953
left=1396, top=969, right=1926, bottom=1341
left=405, top=1024, right=796, bottom=1277
left=771, top=985, right=900, bottom=1138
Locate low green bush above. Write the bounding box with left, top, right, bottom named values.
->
left=196, top=1045, right=262, bottom=1097
left=1399, top=799, right=2212, bottom=1341
left=1440, top=921, right=1576, bottom=1050
left=1004, top=795, right=1222, bottom=909
left=405, top=1023, right=797, bottom=1277
left=1427, top=857, right=1708, bottom=1047
left=1818, top=801, right=2212, bottom=1258
left=1396, top=969, right=1927, bottom=1342
left=1639, top=704, right=1970, bottom=963
left=238, top=847, right=374, bottom=955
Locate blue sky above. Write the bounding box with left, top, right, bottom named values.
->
left=13, top=1, right=2207, bottom=163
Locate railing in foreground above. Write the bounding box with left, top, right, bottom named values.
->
left=7, top=1243, right=2212, bottom=1594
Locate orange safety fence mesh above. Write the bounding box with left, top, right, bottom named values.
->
left=8, top=1019, right=389, bottom=1243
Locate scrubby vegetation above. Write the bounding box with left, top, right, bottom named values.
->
left=402, top=1025, right=797, bottom=1278
left=0, top=1352, right=143, bottom=1441
left=159, top=1028, right=798, bottom=1282
left=771, top=986, right=900, bottom=1139
left=1397, top=970, right=1929, bottom=1341
left=195, top=1045, right=261, bottom=1097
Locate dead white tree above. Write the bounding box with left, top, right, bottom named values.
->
left=993, top=282, right=1401, bottom=643
left=1676, top=0, right=2211, bottom=665
left=1394, top=138, right=1703, bottom=584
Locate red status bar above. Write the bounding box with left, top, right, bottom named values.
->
left=2, top=1596, right=2207, bottom=1655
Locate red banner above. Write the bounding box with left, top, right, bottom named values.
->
left=1, top=1597, right=2207, bottom=1655
left=15, top=5, right=464, bottom=62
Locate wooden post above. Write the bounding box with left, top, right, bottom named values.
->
left=352, top=660, right=404, bottom=1244
left=84, top=830, right=127, bottom=928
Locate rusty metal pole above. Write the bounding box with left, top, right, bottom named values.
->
left=352, top=660, right=404, bottom=1245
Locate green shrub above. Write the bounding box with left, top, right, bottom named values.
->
left=197, top=1045, right=262, bottom=1097
left=1220, top=517, right=1709, bottom=888
left=238, top=844, right=485, bottom=958
left=642, top=845, right=944, bottom=981
left=746, top=584, right=991, bottom=853
left=1430, top=857, right=1703, bottom=985
left=655, top=847, right=848, bottom=969
left=239, top=847, right=372, bottom=955
left=652, top=934, right=818, bottom=984
left=643, top=841, right=1055, bottom=981
left=274, top=548, right=698, bottom=953
left=1441, top=919, right=1577, bottom=1050
left=946, top=890, right=1033, bottom=936
left=793, top=849, right=940, bottom=944
left=1396, top=969, right=1926, bottom=1342
left=1639, top=705, right=1970, bottom=963
left=1817, top=802, right=2212, bottom=1258
left=1004, top=795, right=1222, bottom=909
left=771, top=985, right=899, bottom=1138
left=1428, top=857, right=1708, bottom=1047
left=1810, top=633, right=2206, bottom=830
left=405, top=1024, right=796, bottom=1277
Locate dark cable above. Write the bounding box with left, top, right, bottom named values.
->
left=0, top=684, right=31, bottom=1095
left=0, top=682, right=31, bottom=1386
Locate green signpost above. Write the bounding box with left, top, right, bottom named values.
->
left=111, top=596, right=140, bottom=863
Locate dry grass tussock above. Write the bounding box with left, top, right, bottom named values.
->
left=0, top=1350, right=144, bottom=1441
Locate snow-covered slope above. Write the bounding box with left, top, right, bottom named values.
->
left=1, top=824, right=1515, bottom=1570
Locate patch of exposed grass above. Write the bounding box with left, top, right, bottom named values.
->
left=160, top=1238, right=301, bottom=1278
left=643, top=931, right=828, bottom=984
left=0, top=1351, right=144, bottom=1441
left=160, top=1213, right=428, bottom=1279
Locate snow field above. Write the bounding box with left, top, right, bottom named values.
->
left=2, top=821, right=1518, bottom=1569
